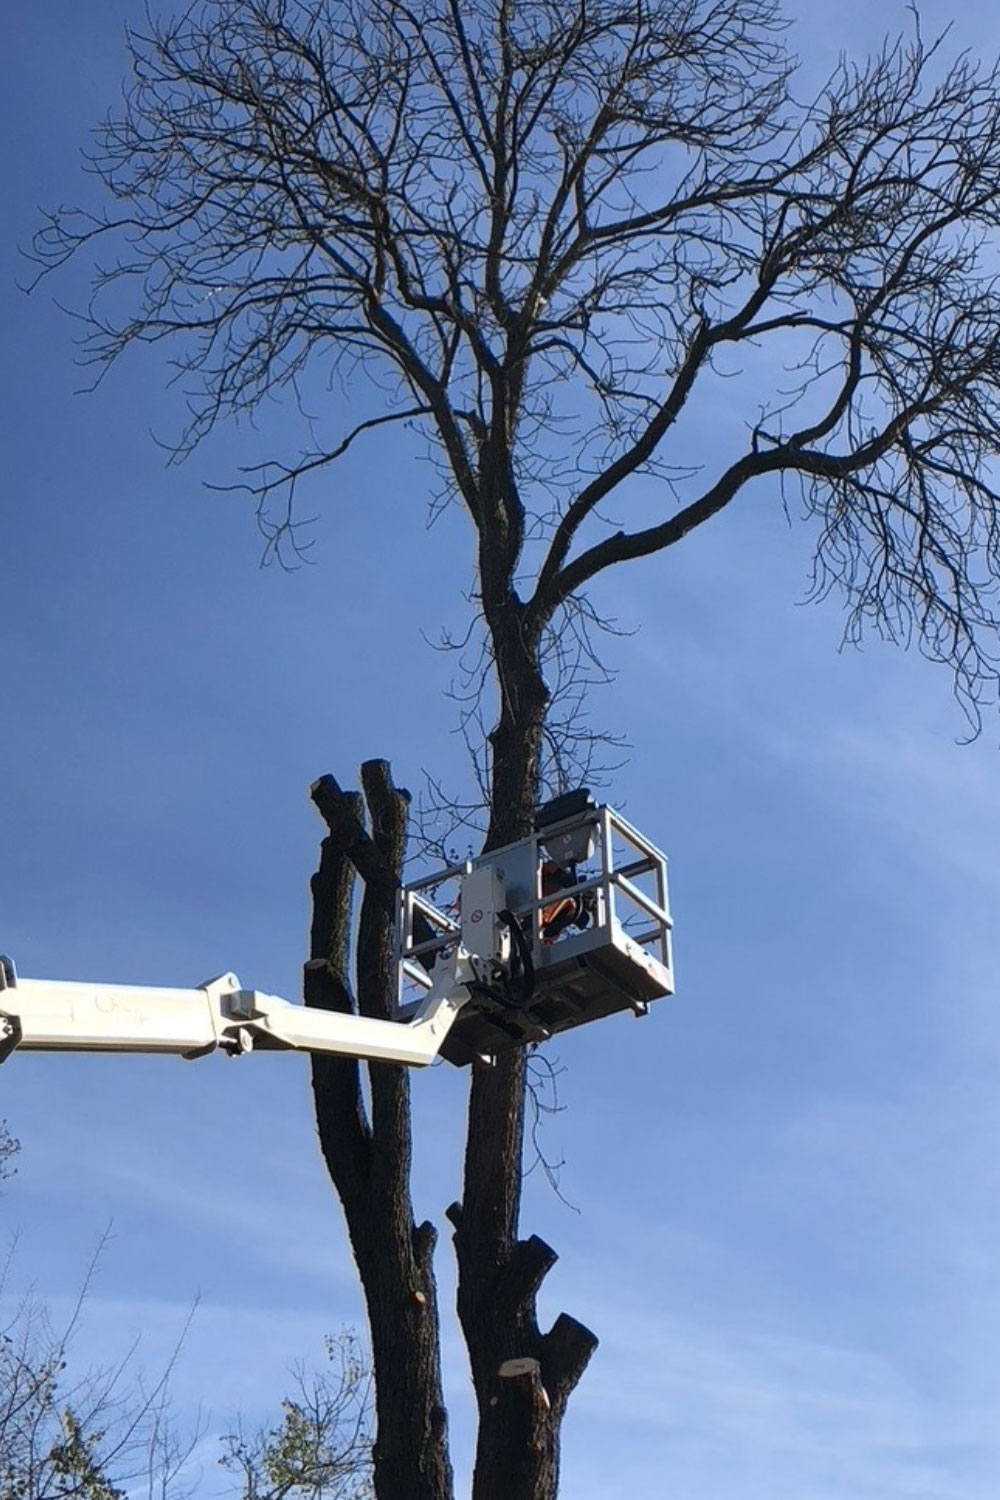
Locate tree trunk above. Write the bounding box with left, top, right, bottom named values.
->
left=307, top=764, right=454, bottom=1500
left=454, top=648, right=599, bottom=1500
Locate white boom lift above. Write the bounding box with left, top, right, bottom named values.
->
left=0, top=956, right=476, bottom=1069
left=1, top=793, right=673, bottom=1069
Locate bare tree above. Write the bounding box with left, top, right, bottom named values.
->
left=0, top=1245, right=372, bottom=1500
left=219, top=1331, right=374, bottom=1499
left=0, top=1243, right=193, bottom=1500
left=29, top=1, right=1000, bottom=1496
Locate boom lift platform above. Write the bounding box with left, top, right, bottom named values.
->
left=0, top=794, right=672, bottom=1070
left=397, top=794, right=673, bottom=1065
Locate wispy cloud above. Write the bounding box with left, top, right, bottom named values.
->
left=561, top=1296, right=999, bottom=1500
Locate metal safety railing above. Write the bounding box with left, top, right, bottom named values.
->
left=396, top=804, right=672, bottom=1007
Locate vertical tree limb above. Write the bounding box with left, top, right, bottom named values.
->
left=307, top=764, right=454, bottom=1500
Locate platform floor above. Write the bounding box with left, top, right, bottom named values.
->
left=435, top=924, right=673, bottom=1065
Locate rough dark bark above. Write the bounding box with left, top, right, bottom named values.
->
left=451, top=1051, right=598, bottom=1500
left=307, top=763, right=453, bottom=1500
left=455, top=639, right=598, bottom=1500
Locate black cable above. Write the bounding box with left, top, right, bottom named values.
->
left=464, top=910, right=536, bottom=1016
left=498, top=909, right=535, bottom=1006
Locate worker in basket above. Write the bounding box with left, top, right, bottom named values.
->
left=540, top=859, right=595, bottom=942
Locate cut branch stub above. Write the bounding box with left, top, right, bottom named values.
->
left=500, top=1235, right=559, bottom=1313
left=540, top=1314, right=599, bottom=1419
left=309, top=771, right=403, bottom=918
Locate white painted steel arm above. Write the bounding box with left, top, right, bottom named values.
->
left=0, top=956, right=472, bottom=1068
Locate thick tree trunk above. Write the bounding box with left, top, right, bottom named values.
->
left=454, top=650, right=599, bottom=1500
left=306, top=764, right=454, bottom=1500
left=452, top=1049, right=600, bottom=1500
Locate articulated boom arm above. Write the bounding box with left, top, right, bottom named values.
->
left=1, top=798, right=674, bottom=1070
left=0, top=954, right=474, bottom=1069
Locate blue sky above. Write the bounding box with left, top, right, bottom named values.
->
left=3, top=3, right=1000, bottom=1497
